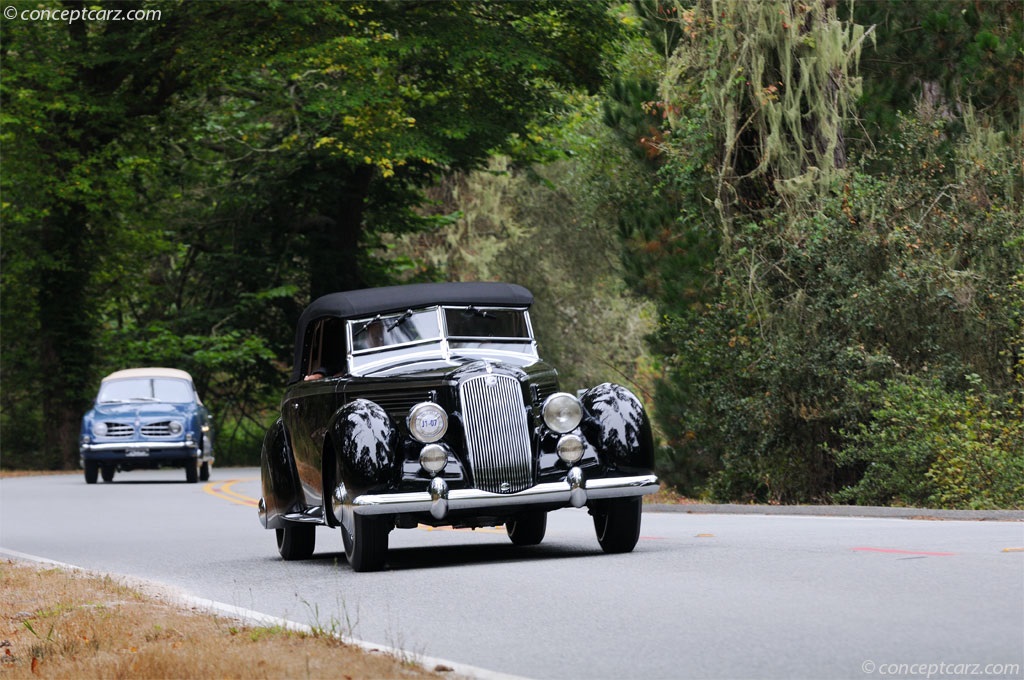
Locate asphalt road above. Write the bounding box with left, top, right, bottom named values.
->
left=2, top=467, right=1022, bottom=680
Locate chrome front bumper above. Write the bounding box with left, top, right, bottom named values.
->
left=352, top=471, right=659, bottom=520
left=81, top=441, right=193, bottom=453
left=79, top=441, right=204, bottom=468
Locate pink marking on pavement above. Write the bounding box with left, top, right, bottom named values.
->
left=852, top=546, right=956, bottom=557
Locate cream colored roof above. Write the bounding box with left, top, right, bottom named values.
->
left=101, top=367, right=194, bottom=383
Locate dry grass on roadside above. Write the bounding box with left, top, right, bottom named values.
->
left=0, top=470, right=78, bottom=479
left=1, top=560, right=446, bottom=679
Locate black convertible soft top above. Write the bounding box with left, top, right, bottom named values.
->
left=291, top=282, right=534, bottom=381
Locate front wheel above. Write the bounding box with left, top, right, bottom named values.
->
left=506, top=511, right=547, bottom=546
left=592, top=497, right=643, bottom=554
left=276, top=523, right=316, bottom=560
left=185, top=461, right=198, bottom=484
left=84, top=461, right=98, bottom=484
left=342, top=514, right=390, bottom=572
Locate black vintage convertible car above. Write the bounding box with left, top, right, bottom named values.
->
left=258, top=282, right=657, bottom=571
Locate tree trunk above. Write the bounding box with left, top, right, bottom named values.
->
left=307, top=164, right=375, bottom=299
left=38, top=209, right=95, bottom=469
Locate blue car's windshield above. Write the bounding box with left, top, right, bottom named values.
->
left=98, top=378, right=194, bottom=404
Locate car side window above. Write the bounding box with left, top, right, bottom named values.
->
left=304, top=317, right=346, bottom=379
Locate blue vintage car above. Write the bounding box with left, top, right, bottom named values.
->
left=79, top=368, right=214, bottom=484
left=259, top=282, right=658, bottom=571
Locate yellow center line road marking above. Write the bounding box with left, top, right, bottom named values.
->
left=205, top=483, right=509, bottom=537
left=203, top=478, right=259, bottom=507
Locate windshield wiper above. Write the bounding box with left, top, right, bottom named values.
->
left=386, top=309, right=413, bottom=332
left=353, top=315, right=382, bottom=338
left=464, top=306, right=494, bottom=319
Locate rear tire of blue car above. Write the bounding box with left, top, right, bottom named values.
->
left=101, top=464, right=115, bottom=483
left=506, top=511, right=547, bottom=546
left=343, top=514, right=389, bottom=572
left=84, top=461, right=98, bottom=484
left=276, top=524, right=316, bottom=560
left=593, top=497, right=642, bottom=554
left=199, top=461, right=211, bottom=482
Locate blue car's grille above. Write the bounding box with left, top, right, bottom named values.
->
left=141, top=421, right=174, bottom=437
left=95, top=420, right=182, bottom=438
left=459, top=374, right=532, bottom=494
left=102, top=422, right=134, bottom=438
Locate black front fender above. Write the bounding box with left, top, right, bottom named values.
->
left=259, top=418, right=302, bottom=529
left=580, top=383, right=655, bottom=473
left=325, top=399, right=398, bottom=526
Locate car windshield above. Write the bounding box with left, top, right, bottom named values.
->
left=97, top=378, right=194, bottom=404
left=350, top=309, right=442, bottom=352
left=444, top=307, right=531, bottom=339
left=345, top=305, right=536, bottom=375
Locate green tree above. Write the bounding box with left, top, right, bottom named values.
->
left=644, top=0, right=871, bottom=496
left=192, top=1, right=619, bottom=298
left=646, top=0, right=1022, bottom=503
left=1, top=1, right=622, bottom=468
left=2, top=0, right=199, bottom=467
left=854, top=0, right=1023, bottom=143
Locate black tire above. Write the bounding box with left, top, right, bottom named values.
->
left=199, top=461, right=211, bottom=482
left=84, top=461, right=98, bottom=485
left=342, top=514, right=390, bottom=572
left=592, top=497, right=643, bottom=554
left=276, top=523, right=316, bottom=560
left=185, top=461, right=198, bottom=484
left=506, top=511, right=547, bottom=546
left=101, top=464, right=115, bottom=483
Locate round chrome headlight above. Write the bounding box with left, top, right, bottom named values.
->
left=408, top=402, right=448, bottom=443
left=168, top=421, right=184, bottom=436
left=92, top=422, right=108, bottom=437
left=556, top=434, right=585, bottom=464
left=542, top=392, right=582, bottom=433
left=419, top=444, right=448, bottom=475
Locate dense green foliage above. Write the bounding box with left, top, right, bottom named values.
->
left=640, top=0, right=1022, bottom=506
left=835, top=374, right=1023, bottom=510
left=2, top=1, right=1020, bottom=509
left=1, top=0, right=619, bottom=468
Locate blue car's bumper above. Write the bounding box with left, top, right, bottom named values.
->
left=80, top=441, right=204, bottom=466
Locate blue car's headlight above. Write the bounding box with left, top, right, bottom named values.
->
left=92, top=422, right=108, bottom=437
left=168, top=421, right=184, bottom=436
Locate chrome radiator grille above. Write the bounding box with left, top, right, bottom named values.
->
left=459, top=374, right=533, bottom=494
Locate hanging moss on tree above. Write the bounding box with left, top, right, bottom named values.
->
left=661, top=0, right=874, bottom=244
left=645, top=0, right=1022, bottom=506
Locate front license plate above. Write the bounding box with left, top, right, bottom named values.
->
left=125, top=450, right=150, bottom=457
